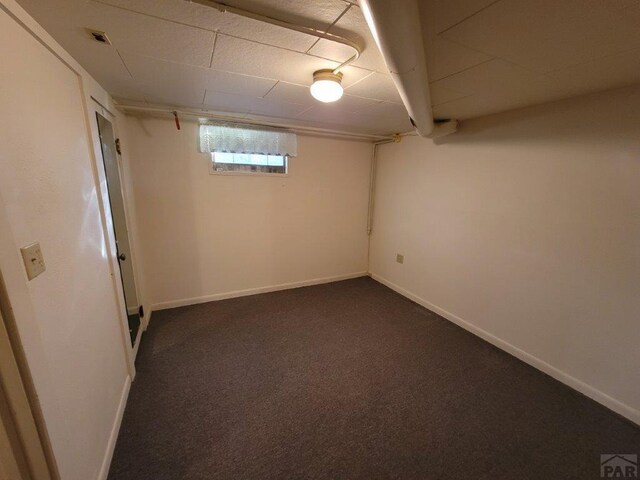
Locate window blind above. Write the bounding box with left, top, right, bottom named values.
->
left=199, top=123, right=297, bottom=157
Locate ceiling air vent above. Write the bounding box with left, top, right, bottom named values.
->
left=88, top=29, right=111, bottom=45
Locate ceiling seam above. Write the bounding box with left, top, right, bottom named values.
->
left=305, top=4, right=353, bottom=54
left=343, top=71, right=375, bottom=90
left=91, top=0, right=219, bottom=34
left=116, top=49, right=134, bottom=78
left=294, top=105, right=315, bottom=118
left=91, top=0, right=373, bottom=77
left=115, top=51, right=383, bottom=101
left=261, top=81, right=280, bottom=99
left=208, top=33, right=218, bottom=68
left=428, top=58, right=494, bottom=84
left=215, top=31, right=366, bottom=68
left=437, top=0, right=504, bottom=35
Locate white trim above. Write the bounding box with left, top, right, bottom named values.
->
left=151, top=272, right=368, bottom=311
left=97, top=375, right=131, bottom=480
left=369, top=273, right=640, bottom=426
left=131, top=321, right=144, bottom=365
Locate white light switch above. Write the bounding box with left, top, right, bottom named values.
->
left=20, top=242, right=46, bottom=280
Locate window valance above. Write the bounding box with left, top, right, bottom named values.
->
left=199, top=123, right=297, bottom=157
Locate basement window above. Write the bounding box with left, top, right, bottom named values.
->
left=211, top=152, right=287, bottom=175
left=199, top=123, right=296, bottom=176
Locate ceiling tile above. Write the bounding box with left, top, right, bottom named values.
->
left=419, top=0, right=500, bottom=35
left=353, top=102, right=414, bottom=134
left=309, top=5, right=388, bottom=73
left=97, top=0, right=319, bottom=52
left=121, top=52, right=208, bottom=106
left=19, top=1, right=215, bottom=67
left=297, top=95, right=383, bottom=129
left=247, top=98, right=310, bottom=118
left=429, top=59, right=557, bottom=119
left=431, top=59, right=540, bottom=96
left=424, top=36, right=493, bottom=82
left=441, top=0, right=640, bottom=73
left=429, top=83, right=469, bottom=106
left=211, top=35, right=370, bottom=87
left=207, top=70, right=277, bottom=97
left=344, top=72, right=402, bottom=103
left=220, top=0, right=349, bottom=32
left=263, top=82, right=316, bottom=106
left=542, top=47, right=640, bottom=98
left=203, top=90, right=254, bottom=113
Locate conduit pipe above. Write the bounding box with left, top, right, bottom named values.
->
left=360, top=0, right=457, bottom=138
left=117, top=103, right=393, bottom=142
left=188, top=0, right=362, bottom=73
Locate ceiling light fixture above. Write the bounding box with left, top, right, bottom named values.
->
left=310, top=69, right=344, bottom=103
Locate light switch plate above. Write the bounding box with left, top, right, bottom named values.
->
left=20, top=242, right=46, bottom=280
left=396, top=254, right=404, bottom=264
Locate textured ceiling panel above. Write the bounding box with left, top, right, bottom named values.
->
left=420, top=0, right=499, bottom=35
left=441, top=0, right=640, bottom=73
left=247, top=98, right=311, bottom=118
left=203, top=90, right=258, bottom=114
left=296, top=97, right=413, bottom=136
left=207, top=70, right=277, bottom=98
left=263, top=82, right=317, bottom=107
left=17, top=0, right=640, bottom=134
left=429, top=83, right=469, bottom=106
left=97, top=0, right=320, bottom=52
left=222, top=0, right=350, bottom=32
left=17, top=0, right=216, bottom=67
left=65, top=2, right=215, bottom=66
left=309, top=5, right=388, bottom=73
left=299, top=94, right=381, bottom=118
left=352, top=102, right=414, bottom=135
left=424, top=36, right=492, bottom=82
left=431, top=61, right=567, bottom=119
left=420, top=0, right=640, bottom=120
left=542, top=47, right=640, bottom=98
left=211, top=35, right=370, bottom=87
left=344, top=73, right=403, bottom=104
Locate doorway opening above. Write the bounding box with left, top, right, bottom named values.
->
left=96, top=113, right=141, bottom=346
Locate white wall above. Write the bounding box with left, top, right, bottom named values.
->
left=0, top=1, right=143, bottom=478
left=370, top=85, right=640, bottom=424
left=124, top=116, right=372, bottom=309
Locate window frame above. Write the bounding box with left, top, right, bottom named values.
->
left=208, top=152, right=289, bottom=177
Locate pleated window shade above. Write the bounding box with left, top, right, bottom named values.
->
left=199, top=123, right=297, bottom=157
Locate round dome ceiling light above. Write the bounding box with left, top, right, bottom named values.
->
left=310, top=69, right=344, bottom=103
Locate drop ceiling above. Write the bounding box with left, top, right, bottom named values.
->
left=16, top=0, right=640, bottom=136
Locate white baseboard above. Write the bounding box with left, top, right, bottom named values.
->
left=98, top=375, right=131, bottom=480
left=369, top=273, right=640, bottom=426
left=151, top=272, right=369, bottom=312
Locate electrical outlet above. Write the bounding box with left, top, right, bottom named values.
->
left=20, top=242, right=46, bottom=280
left=396, top=254, right=404, bottom=264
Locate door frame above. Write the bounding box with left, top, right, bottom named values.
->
left=88, top=98, right=145, bottom=369
left=95, top=110, right=142, bottom=349
left=0, top=272, right=59, bottom=480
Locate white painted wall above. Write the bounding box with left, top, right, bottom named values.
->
left=0, top=1, right=145, bottom=478
left=369, top=85, right=640, bottom=424
left=124, top=116, right=372, bottom=309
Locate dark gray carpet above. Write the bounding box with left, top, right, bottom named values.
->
left=108, top=277, right=639, bottom=480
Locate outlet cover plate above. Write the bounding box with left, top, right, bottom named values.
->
left=20, top=242, right=46, bottom=280
left=396, top=254, right=404, bottom=264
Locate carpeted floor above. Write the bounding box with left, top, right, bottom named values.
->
left=108, top=277, right=640, bottom=480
